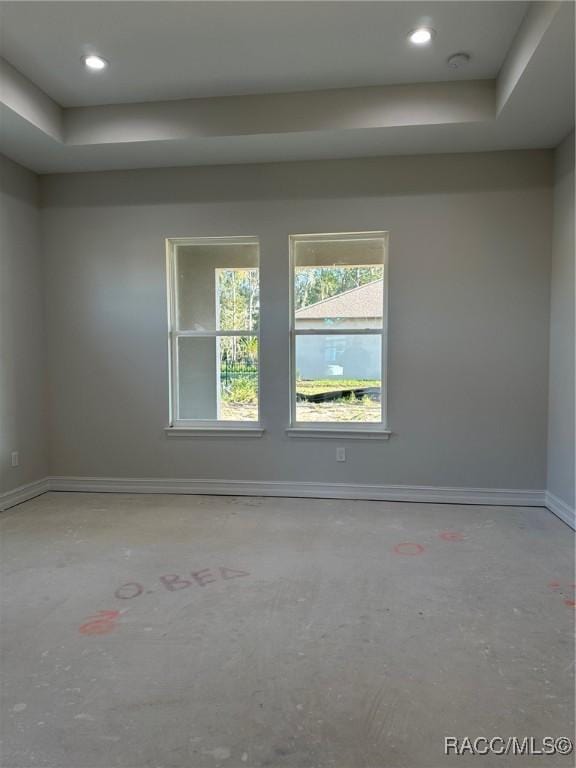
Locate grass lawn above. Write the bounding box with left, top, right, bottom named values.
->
left=220, top=378, right=382, bottom=422
left=296, top=379, right=380, bottom=395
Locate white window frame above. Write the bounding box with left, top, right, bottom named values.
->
left=166, top=236, right=263, bottom=435
left=288, top=231, right=391, bottom=438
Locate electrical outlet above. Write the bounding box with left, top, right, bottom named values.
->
left=336, top=447, right=346, bottom=462
left=11, top=451, right=19, bottom=468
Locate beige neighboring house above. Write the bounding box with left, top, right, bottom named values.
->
left=295, top=277, right=383, bottom=330
left=295, top=279, right=383, bottom=380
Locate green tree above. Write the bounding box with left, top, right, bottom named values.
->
left=294, top=266, right=382, bottom=309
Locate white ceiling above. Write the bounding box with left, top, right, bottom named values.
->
left=0, top=1, right=573, bottom=174
left=1, top=1, right=527, bottom=107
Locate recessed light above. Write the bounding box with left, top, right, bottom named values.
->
left=82, top=54, right=108, bottom=71
left=408, top=27, right=435, bottom=46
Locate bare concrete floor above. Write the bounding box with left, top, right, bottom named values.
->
left=1, top=492, right=574, bottom=768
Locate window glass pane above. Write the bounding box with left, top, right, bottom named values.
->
left=178, top=336, right=258, bottom=422
left=294, top=237, right=384, bottom=330
left=176, top=242, right=259, bottom=331
left=216, top=268, right=259, bottom=332
left=295, top=334, right=381, bottom=423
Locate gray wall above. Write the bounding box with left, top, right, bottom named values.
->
left=40, top=150, right=553, bottom=489
left=0, top=154, right=47, bottom=492
left=547, top=132, right=575, bottom=510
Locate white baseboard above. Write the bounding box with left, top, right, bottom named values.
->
left=47, top=475, right=546, bottom=507
left=0, top=478, right=51, bottom=511
left=1, top=475, right=552, bottom=512
left=5, top=478, right=572, bottom=529
left=545, top=491, right=576, bottom=530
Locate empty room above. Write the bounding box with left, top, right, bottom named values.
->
left=1, top=1, right=575, bottom=766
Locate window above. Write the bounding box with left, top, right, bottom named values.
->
left=290, top=232, right=388, bottom=430
left=167, top=237, right=260, bottom=428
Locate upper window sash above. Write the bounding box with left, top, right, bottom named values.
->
left=168, top=236, right=260, bottom=334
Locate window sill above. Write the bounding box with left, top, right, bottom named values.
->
left=165, top=426, right=265, bottom=438
left=285, top=427, right=392, bottom=440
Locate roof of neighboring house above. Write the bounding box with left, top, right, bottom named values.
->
left=295, top=278, right=383, bottom=320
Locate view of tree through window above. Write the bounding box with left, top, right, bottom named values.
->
left=215, top=269, right=259, bottom=420
left=216, top=268, right=260, bottom=331
left=294, top=266, right=382, bottom=310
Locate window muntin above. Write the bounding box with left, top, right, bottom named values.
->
left=290, top=232, right=388, bottom=428
left=168, top=237, right=260, bottom=426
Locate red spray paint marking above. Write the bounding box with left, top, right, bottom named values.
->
left=563, top=585, right=576, bottom=607
left=547, top=582, right=576, bottom=607
left=79, top=610, right=120, bottom=636
left=393, top=543, right=425, bottom=556
left=439, top=531, right=464, bottom=542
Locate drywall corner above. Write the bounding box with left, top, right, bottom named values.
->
left=546, top=130, right=575, bottom=517
left=0, top=153, right=48, bottom=494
